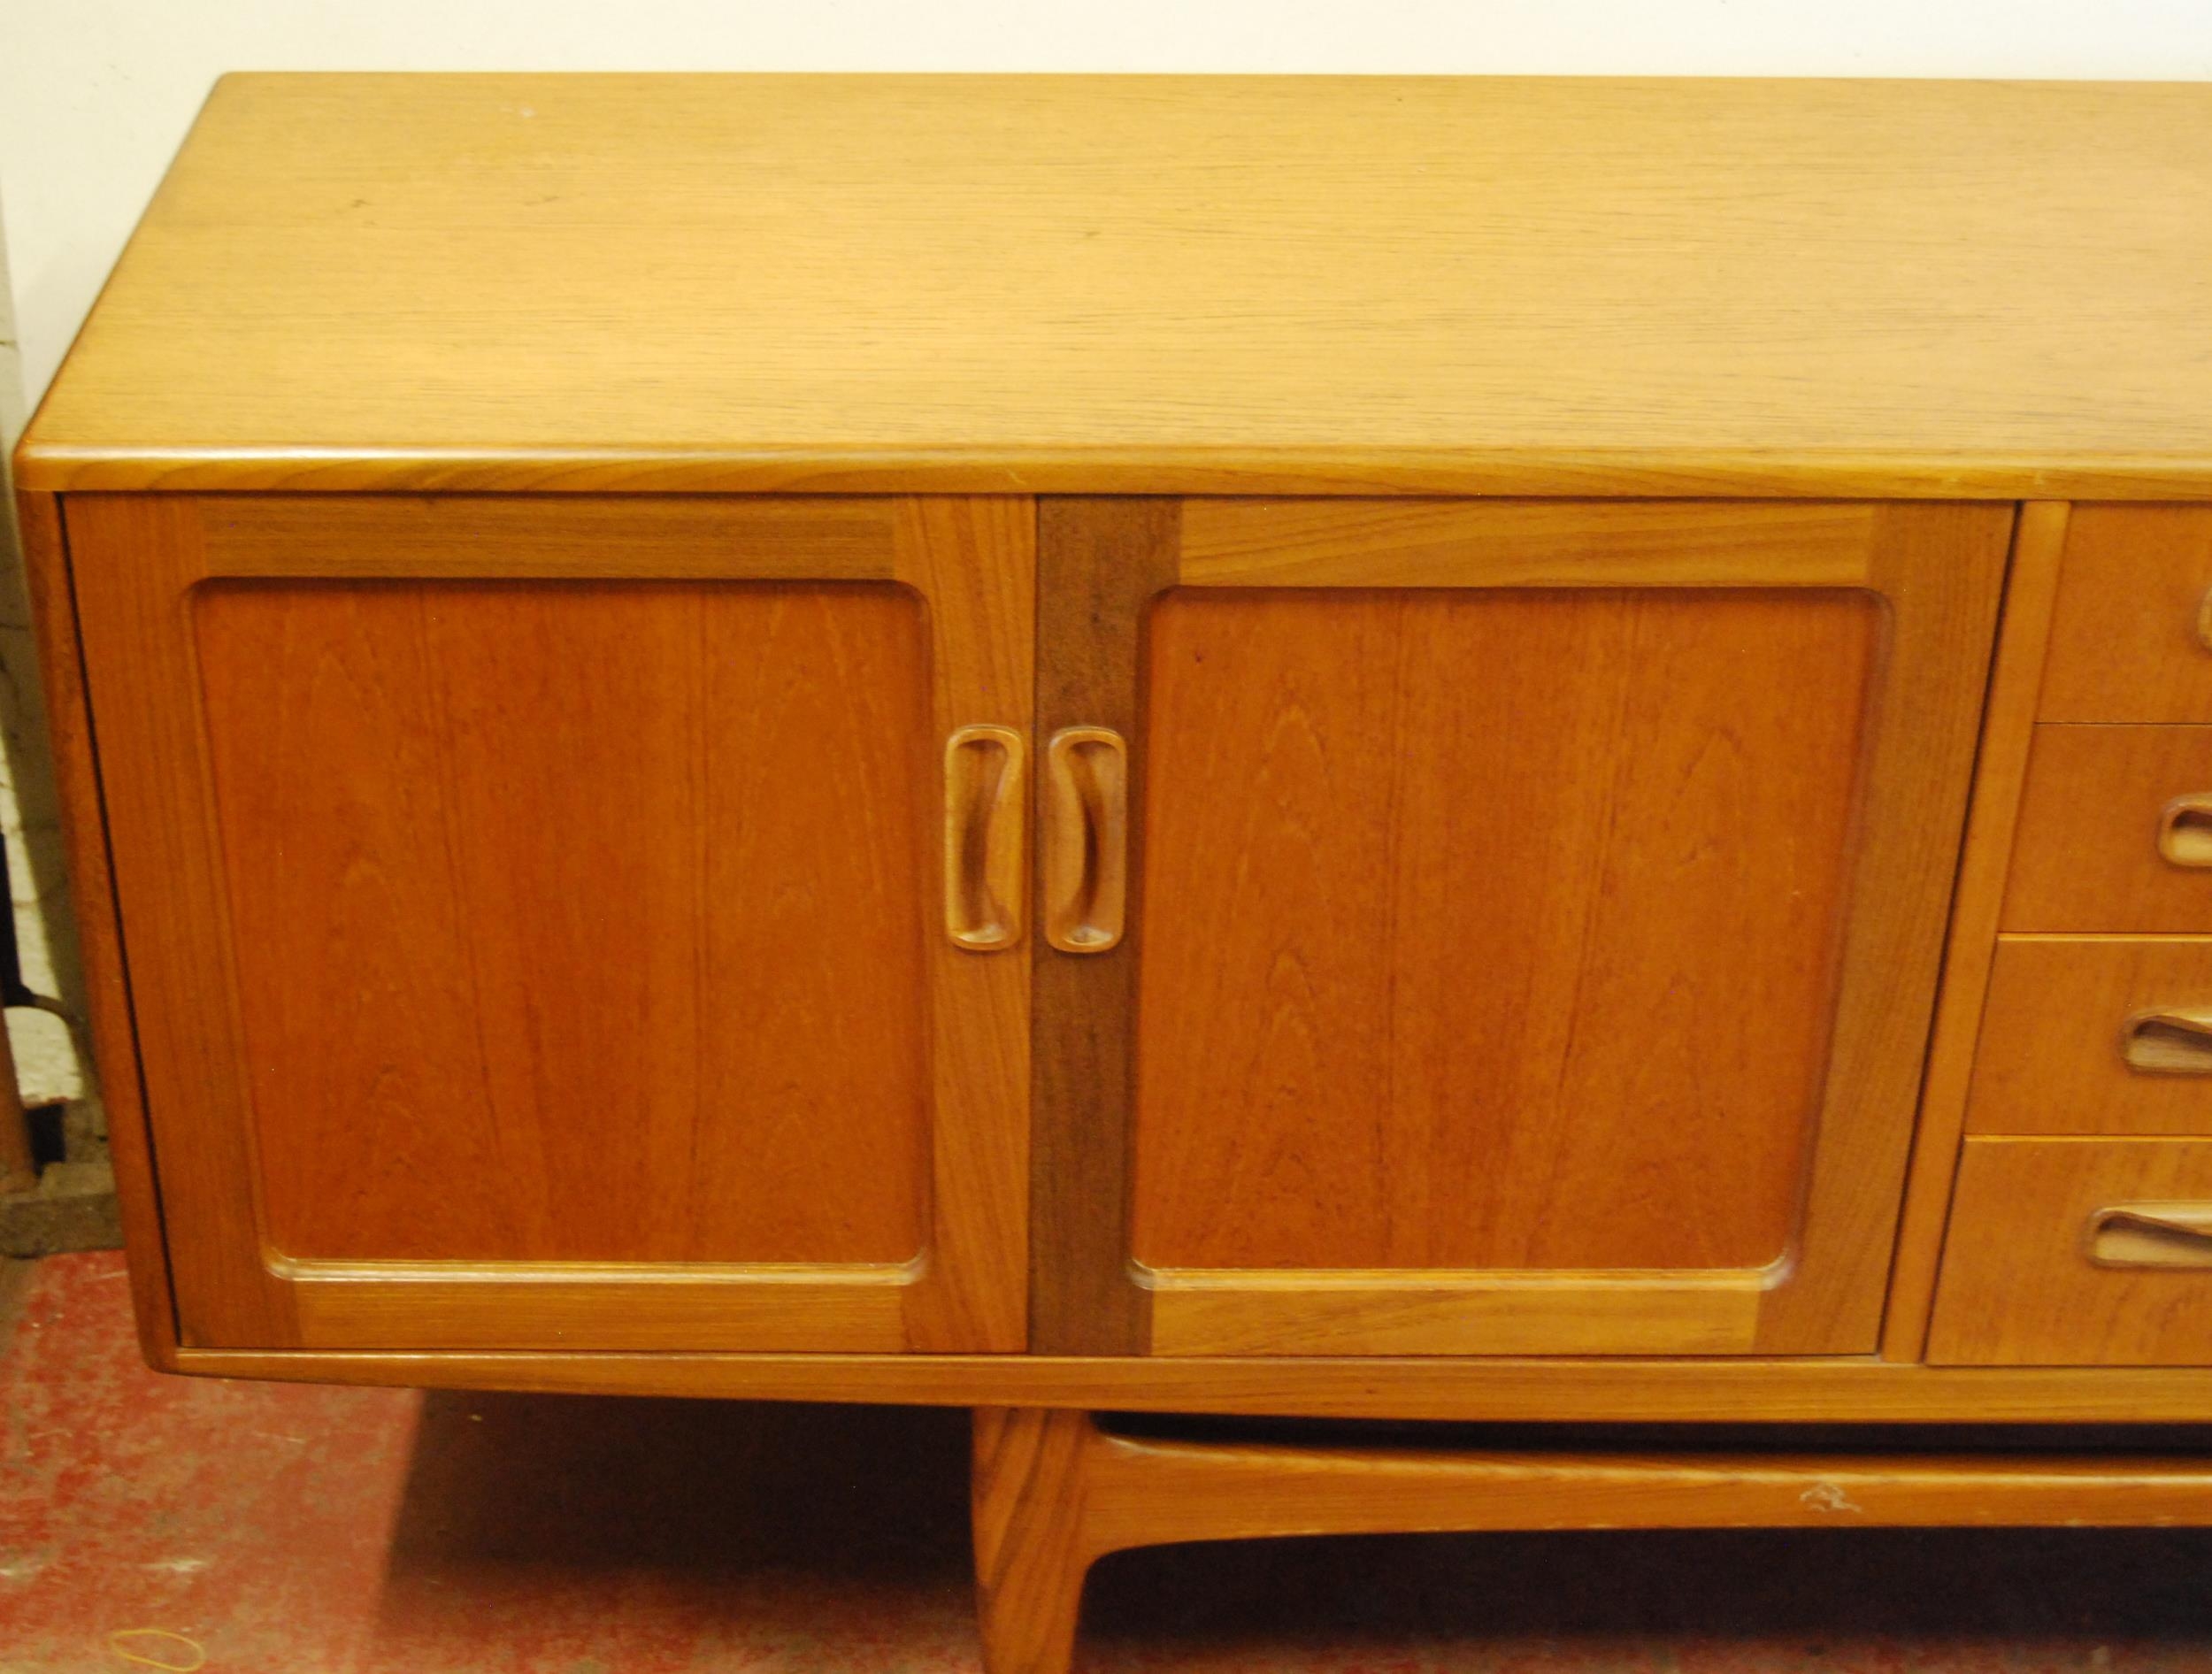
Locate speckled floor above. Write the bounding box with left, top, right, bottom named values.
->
left=5, top=1250, right=2212, bottom=1671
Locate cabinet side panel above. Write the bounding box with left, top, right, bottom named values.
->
left=1132, top=587, right=1877, bottom=1271
left=20, top=492, right=180, bottom=1362
left=194, top=578, right=931, bottom=1265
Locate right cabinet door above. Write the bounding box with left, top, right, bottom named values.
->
left=1033, top=498, right=2011, bottom=1358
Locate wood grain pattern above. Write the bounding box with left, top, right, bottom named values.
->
left=892, top=496, right=1036, bottom=1353
left=167, top=1343, right=2212, bottom=1424
left=2041, top=506, right=2212, bottom=721
left=1180, top=499, right=1881, bottom=587
left=1127, top=502, right=2011, bottom=1355
left=1931, top=1137, right=2212, bottom=1365
left=13, top=489, right=181, bottom=1363
left=2005, top=726, right=2212, bottom=933
left=1144, top=1271, right=1764, bottom=1356
left=63, top=491, right=1033, bottom=1353
left=1133, top=587, right=1877, bottom=1275
left=1969, top=938, right=2212, bottom=1136
left=972, top=1408, right=1094, bottom=1674
left=1880, top=501, right=2067, bottom=1361
left=193, top=577, right=931, bottom=1266
left=22, top=77, right=2212, bottom=499
left=1027, top=500, right=1176, bottom=1355
left=971, top=1406, right=2212, bottom=1674
left=285, top=1264, right=910, bottom=1352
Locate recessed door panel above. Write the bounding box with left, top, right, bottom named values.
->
left=196, top=578, right=930, bottom=1268
left=1133, top=587, right=1878, bottom=1274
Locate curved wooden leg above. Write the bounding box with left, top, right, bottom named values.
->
left=972, top=1408, right=1099, bottom=1674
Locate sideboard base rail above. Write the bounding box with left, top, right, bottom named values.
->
left=971, top=1405, right=2212, bottom=1674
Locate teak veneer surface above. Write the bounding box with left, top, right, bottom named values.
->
left=19, top=75, right=2212, bottom=497
left=1133, top=588, right=1876, bottom=1272
left=194, top=578, right=932, bottom=1267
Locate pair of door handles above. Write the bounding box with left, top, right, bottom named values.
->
left=943, top=725, right=1125, bottom=956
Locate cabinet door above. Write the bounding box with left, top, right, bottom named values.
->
left=1033, top=499, right=2008, bottom=1357
left=68, top=495, right=1032, bottom=1353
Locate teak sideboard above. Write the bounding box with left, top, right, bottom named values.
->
left=19, top=73, right=2212, bottom=1671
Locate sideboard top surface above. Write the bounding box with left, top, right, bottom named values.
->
left=18, top=73, right=2212, bottom=498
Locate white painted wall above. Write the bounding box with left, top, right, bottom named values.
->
left=6, top=0, right=2212, bottom=402
left=0, top=2, right=2206, bottom=1112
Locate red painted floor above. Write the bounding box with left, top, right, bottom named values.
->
left=6, top=1251, right=2212, bottom=1672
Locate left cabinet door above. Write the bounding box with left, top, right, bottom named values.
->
left=66, top=494, right=1033, bottom=1354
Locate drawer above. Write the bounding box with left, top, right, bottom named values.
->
left=2042, top=507, right=2212, bottom=723
left=2005, top=725, right=2212, bottom=933
left=1969, top=937, right=2212, bottom=1135
left=1930, top=1137, right=2212, bottom=1365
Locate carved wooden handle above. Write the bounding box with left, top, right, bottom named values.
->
left=943, top=725, right=1026, bottom=951
left=2088, top=1204, right=2212, bottom=1268
left=2158, top=794, right=2212, bottom=867
left=1042, top=726, right=1128, bottom=954
left=2121, top=1010, right=2212, bottom=1074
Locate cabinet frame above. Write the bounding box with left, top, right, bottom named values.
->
left=1033, top=497, right=2012, bottom=1357
left=63, top=492, right=1035, bottom=1355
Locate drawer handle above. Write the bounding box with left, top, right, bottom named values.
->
left=1042, top=726, right=1127, bottom=954
left=2157, top=794, right=2212, bottom=867
left=2197, top=583, right=2212, bottom=653
left=2088, top=1204, right=2212, bottom=1268
left=2120, top=1010, right=2212, bottom=1074
left=943, top=725, right=1027, bottom=951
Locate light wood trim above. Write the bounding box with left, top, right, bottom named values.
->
left=1028, top=501, right=1176, bottom=1355
left=33, top=450, right=2212, bottom=503
left=1880, top=500, right=2065, bottom=1360
left=286, top=1263, right=912, bottom=1351
left=1040, top=727, right=1127, bottom=955
left=14, top=490, right=181, bottom=1363
left=2159, top=793, right=2212, bottom=867
left=943, top=725, right=1028, bottom=952
left=1179, top=499, right=1882, bottom=587
left=2120, top=1010, right=2212, bottom=1076
left=28, top=78, right=2212, bottom=503
left=2089, top=1205, right=2212, bottom=1268
left=973, top=1405, right=2212, bottom=1674
left=163, top=1345, right=2212, bottom=1422
left=893, top=498, right=1035, bottom=1352
left=1144, top=1270, right=1765, bottom=1356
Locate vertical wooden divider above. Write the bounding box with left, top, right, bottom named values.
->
left=896, top=496, right=1038, bottom=1353
left=1030, top=500, right=1179, bottom=1354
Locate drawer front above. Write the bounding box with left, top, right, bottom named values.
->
left=1930, top=1138, right=2212, bottom=1365
left=2005, top=725, right=2212, bottom=933
left=2042, top=507, right=2212, bottom=723
left=1970, top=938, right=2212, bottom=1135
